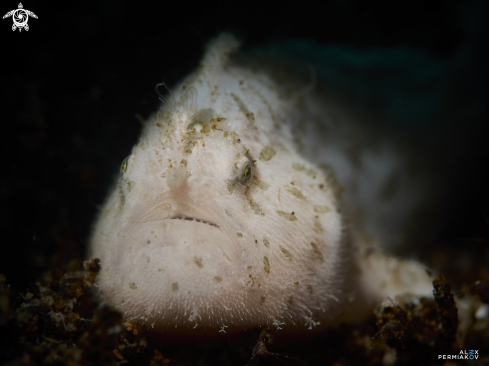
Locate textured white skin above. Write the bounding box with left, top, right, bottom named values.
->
left=90, top=34, right=435, bottom=333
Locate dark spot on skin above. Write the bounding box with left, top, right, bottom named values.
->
left=194, top=256, right=204, bottom=268
left=247, top=274, right=255, bottom=287
left=246, top=112, right=255, bottom=120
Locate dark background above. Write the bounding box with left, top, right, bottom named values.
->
left=1, top=0, right=488, bottom=293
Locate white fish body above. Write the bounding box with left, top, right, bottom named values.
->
left=90, top=34, right=437, bottom=333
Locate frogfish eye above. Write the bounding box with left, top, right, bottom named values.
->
left=121, top=157, right=129, bottom=173
left=242, top=164, right=251, bottom=180
left=236, top=154, right=253, bottom=184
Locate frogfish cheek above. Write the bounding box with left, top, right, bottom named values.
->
left=108, top=220, right=243, bottom=293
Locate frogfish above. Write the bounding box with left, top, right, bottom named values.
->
left=90, top=33, right=462, bottom=335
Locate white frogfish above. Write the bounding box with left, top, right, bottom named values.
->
left=90, top=33, right=444, bottom=334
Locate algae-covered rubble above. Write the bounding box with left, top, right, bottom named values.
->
left=1, top=256, right=487, bottom=365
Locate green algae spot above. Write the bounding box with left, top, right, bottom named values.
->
left=314, top=205, right=331, bottom=214
left=226, top=178, right=238, bottom=193
left=248, top=198, right=265, bottom=216
left=231, top=93, right=255, bottom=125
left=214, top=276, right=222, bottom=283
left=277, top=210, right=297, bottom=221
left=289, top=187, right=305, bottom=199
left=259, top=145, right=276, bottom=161
left=124, top=178, right=135, bottom=192
left=245, top=186, right=265, bottom=216
left=263, top=237, right=270, bottom=248
left=200, top=124, right=211, bottom=135
left=311, top=242, right=324, bottom=262
left=263, top=256, right=271, bottom=274
left=194, top=256, right=203, bottom=268
left=280, top=246, right=293, bottom=261
left=292, top=162, right=317, bottom=179
left=256, top=179, right=270, bottom=190
left=172, top=282, right=179, bottom=292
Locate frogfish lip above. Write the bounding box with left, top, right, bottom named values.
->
left=111, top=200, right=243, bottom=270
left=132, top=200, right=220, bottom=228
left=167, top=215, right=220, bottom=229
